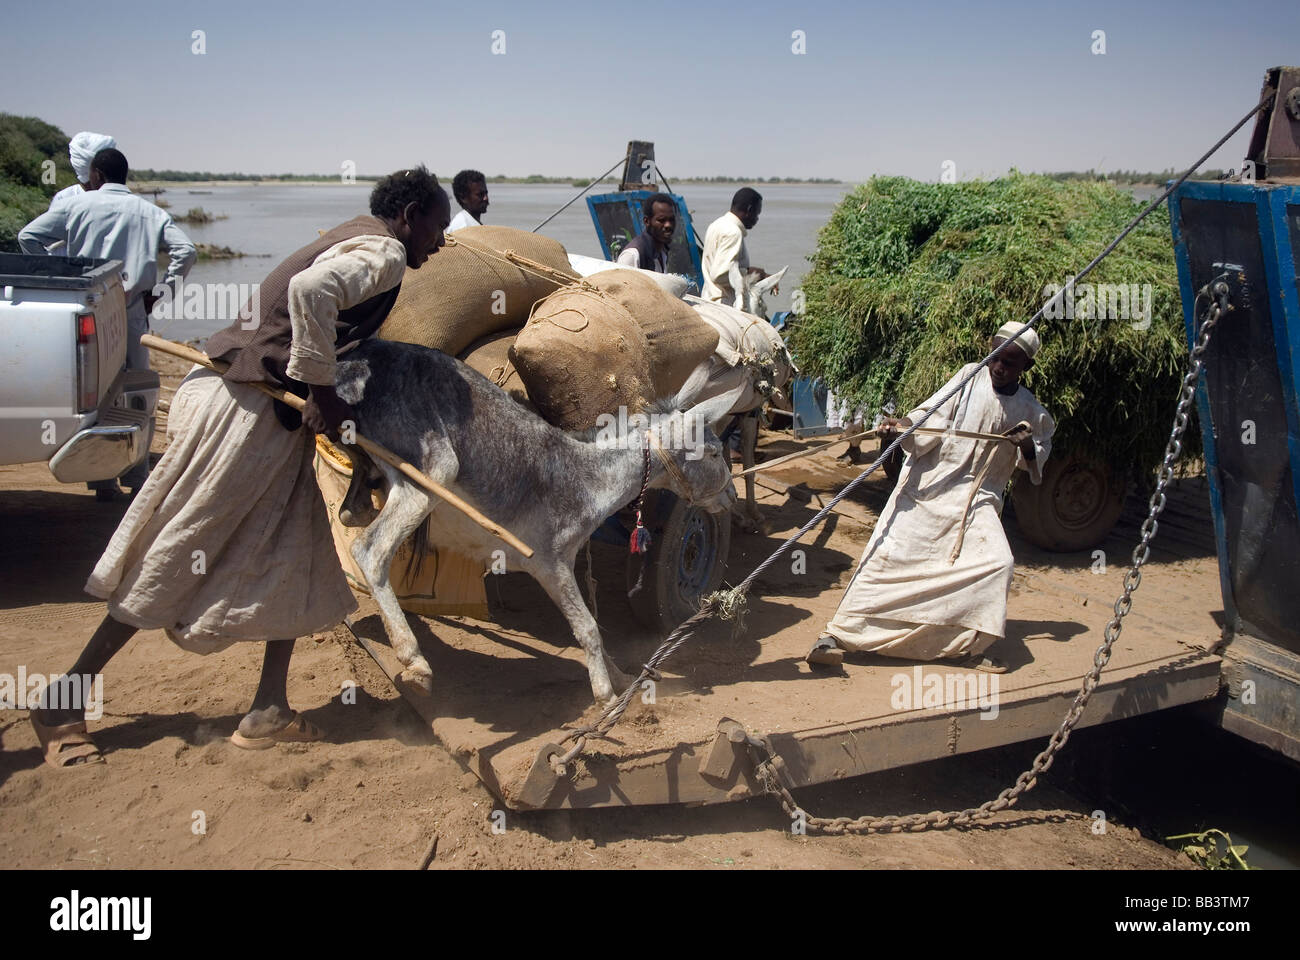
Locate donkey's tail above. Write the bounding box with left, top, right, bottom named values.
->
left=403, top=516, right=436, bottom=584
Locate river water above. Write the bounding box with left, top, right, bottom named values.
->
left=154, top=181, right=852, bottom=342
left=159, top=180, right=1166, bottom=343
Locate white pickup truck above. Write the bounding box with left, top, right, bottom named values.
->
left=0, top=253, right=157, bottom=494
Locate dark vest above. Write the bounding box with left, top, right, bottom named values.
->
left=205, top=215, right=403, bottom=430
left=624, top=230, right=666, bottom=272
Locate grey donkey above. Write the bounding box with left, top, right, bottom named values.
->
left=332, top=339, right=743, bottom=703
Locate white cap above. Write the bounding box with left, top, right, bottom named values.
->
left=994, top=321, right=1040, bottom=359
left=68, top=131, right=117, bottom=183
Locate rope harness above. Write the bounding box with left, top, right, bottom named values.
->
left=629, top=441, right=653, bottom=556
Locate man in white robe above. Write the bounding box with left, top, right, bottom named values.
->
left=807, top=323, right=1055, bottom=673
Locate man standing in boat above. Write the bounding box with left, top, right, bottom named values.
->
left=29, top=167, right=450, bottom=768
left=701, top=187, right=773, bottom=308
left=616, top=192, right=675, bottom=272
left=448, top=169, right=489, bottom=232
left=806, top=323, right=1055, bottom=674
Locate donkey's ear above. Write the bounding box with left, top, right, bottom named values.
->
left=687, top=380, right=749, bottom=428
left=753, top=265, right=788, bottom=298
left=669, top=359, right=714, bottom=411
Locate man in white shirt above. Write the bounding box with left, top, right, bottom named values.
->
left=615, top=193, right=674, bottom=272
left=20, top=148, right=196, bottom=495
left=48, top=131, right=117, bottom=214
left=447, top=169, right=489, bottom=233
left=700, top=187, right=771, bottom=308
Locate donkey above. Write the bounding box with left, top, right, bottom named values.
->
left=736, top=265, right=788, bottom=319
left=332, top=339, right=743, bottom=703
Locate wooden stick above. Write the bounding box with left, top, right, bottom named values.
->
left=734, top=429, right=875, bottom=478
left=416, top=833, right=440, bottom=870
left=735, top=425, right=1019, bottom=478
left=140, top=334, right=535, bottom=558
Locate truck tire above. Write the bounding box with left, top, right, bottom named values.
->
left=1010, top=453, right=1127, bottom=552
left=626, top=490, right=732, bottom=632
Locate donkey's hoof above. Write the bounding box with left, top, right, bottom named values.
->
left=398, top=666, right=434, bottom=695
left=730, top=508, right=766, bottom=535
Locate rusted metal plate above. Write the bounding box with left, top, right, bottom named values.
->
left=353, top=574, right=1222, bottom=811
left=349, top=450, right=1226, bottom=811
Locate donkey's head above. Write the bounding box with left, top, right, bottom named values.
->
left=741, top=265, right=789, bottom=319
left=645, top=366, right=745, bottom=515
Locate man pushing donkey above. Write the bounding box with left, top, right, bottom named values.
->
left=31, top=167, right=451, bottom=767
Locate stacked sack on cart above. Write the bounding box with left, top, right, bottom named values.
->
left=679, top=295, right=794, bottom=420
left=316, top=225, right=751, bottom=615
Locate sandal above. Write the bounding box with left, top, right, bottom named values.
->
left=31, top=715, right=106, bottom=769
left=229, top=714, right=326, bottom=751
left=805, top=634, right=845, bottom=667
left=954, top=653, right=1008, bottom=674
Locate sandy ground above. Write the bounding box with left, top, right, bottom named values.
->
left=0, top=353, right=1196, bottom=869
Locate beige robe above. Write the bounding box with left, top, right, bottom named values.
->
left=84, top=234, right=406, bottom=653
left=825, top=364, right=1055, bottom=660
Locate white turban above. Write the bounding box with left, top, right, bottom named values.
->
left=994, top=321, right=1041, bottom=360
left=68, top=131, right=117, bottom=183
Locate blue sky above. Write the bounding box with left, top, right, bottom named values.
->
left=1, top=0, right=1293, bottom=180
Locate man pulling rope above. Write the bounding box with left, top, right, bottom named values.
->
left=806, top=322, right=1054, bottom=674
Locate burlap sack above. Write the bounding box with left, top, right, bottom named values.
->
left=684, top=295, right=793, bottom=414
left=457, top=331, right=531, bottom=408
left=685, top=295, right=792, bottom=377
left=510, top=283, right=649, bottom=430
left=379, top=225, right=577, bottom=357
left=511, top=271, right=718, bottom=430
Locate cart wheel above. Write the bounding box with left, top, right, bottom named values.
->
left=626, top=490, right=732, bottom=632
left=1010, top=453, right=1127, bottom=552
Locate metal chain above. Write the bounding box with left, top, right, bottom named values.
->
left=749, top=280, right=1232, bottom=834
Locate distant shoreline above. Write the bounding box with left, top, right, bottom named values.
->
left=128, top=177, right=848, bottom=190
left=128, top=177, right=1176, bottom=192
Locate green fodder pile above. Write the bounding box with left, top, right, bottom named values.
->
left=789, top=173, right=1194, bottom=480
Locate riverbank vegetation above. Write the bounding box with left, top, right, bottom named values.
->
left=0, top=114, right=77, bottom=250
left=175, top=207, right=228, bottom=224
